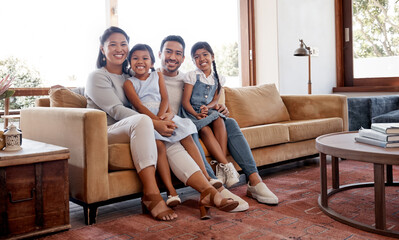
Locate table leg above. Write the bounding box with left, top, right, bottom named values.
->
left=320, top=152, right=328, bottom=207
left=374, top=163, right=386, bottom=230
left=331, top=156, right=339, bottom=189
left=386, top=165, right=393, bottom=185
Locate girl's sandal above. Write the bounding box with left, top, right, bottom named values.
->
left=199, top=187, right=239, bottom=220
left=166, top=195, right=181, bottom=208
left=142, top=194, right=176, bottom=221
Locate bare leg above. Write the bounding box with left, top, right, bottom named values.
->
left=139, top=165, right=177, bottom=221
left=180, top=136, right=211, bottom=180
left=248, top=172, right=262, bottom=186
left=212, top=117, right=228, bottom=156
left=199, top=126, right=228, bottom=164
left=156, top=140, right=178, bottom=196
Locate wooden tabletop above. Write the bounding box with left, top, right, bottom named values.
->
left=316, top=131, right=399, bottom=165
left=0, top=138, right=69, bottom=167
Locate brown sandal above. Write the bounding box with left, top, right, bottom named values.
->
left=141, top=194, right=176, bottom=221
left=199, top=187, right=239, bottom=220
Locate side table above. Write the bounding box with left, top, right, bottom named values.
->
left=316, top=132, right=399, bottom=238
left=0, top=138, right=70, bottom=239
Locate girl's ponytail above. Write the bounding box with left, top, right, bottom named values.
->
left=212, top=61, right=221, bottom=93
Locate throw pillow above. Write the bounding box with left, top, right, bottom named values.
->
left=224, top=84, right=290, bottom=128
left=372, top=109, right=399, bottom=123
left=49, top=87, right=87, bottom=108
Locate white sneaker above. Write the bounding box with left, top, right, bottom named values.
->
left=247, top=182, right=278, bottom=205
left=220, top=188, right=249, bottom=212
left=211, top=160, right=225, bottom=184
left=223, top=162, right=240, bottom=188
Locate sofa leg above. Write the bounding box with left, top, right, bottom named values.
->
left=83, top=205, right=98, bottom=225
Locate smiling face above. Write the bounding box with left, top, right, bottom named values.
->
left=160, top=41, right=185, bottom=77
left=101, top=33, right=129, bottom=74
left=193, top=48, right=214, bottom=77
left=130, top=50, right=154, bottom=80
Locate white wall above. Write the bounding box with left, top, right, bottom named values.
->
left=255, top=0, right=336, bottom=94
left=254, top=0, right=279, bottom=88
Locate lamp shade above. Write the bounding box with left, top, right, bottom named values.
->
left=293, top=46, right=309, bottom=56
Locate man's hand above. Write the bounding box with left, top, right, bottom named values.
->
left=214, top=104, right=229, bottom=117
left=153, top=119, right=176, bottom=137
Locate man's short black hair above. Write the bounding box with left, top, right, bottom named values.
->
left=160, top=35, right=186, bottom=55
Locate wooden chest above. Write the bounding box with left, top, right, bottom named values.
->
left=0, top=139, right=70, bottom=239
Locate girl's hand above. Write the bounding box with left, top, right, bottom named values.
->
left=200, top=105, right=208, bottom=115
left=159, top=112, right=174, bottom=121
left=195, top=112, right=207, bottom=120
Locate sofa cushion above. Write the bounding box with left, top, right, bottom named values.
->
left=108, top=143, right=135, bottom=171
left=240, top=124, right=289, bottom=149
left=224, top=84, right=290, bottom=128
left=49, top=87, right=87, bottom=108
left=372, top=109, right=399, bottom=123
left=283, top=118, right=344, bottom=142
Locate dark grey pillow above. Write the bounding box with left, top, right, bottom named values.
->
left=372, top=109, right=399, bottom=123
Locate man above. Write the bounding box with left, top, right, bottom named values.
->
left=159, top=35, right=278, bottom=211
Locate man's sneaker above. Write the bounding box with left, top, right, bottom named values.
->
left=220, top=188, right=249, bottom=212
left=246, top=182, right=278, bottom=205
left=223, top=162, right=240, bottom=188
left=211, top=160, right=225, bottom=184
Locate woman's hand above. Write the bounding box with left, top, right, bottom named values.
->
left=153, top=119, right=176, bottom=137
left=159, top=112, right=174, bottom=121
left=214, top=104, right=229, bottom=117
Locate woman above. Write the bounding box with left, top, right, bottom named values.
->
left=85, top=26, right=238, bottom=221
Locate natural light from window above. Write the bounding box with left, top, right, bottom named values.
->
left=0, top=0, right=241, bottom=88
left=352, top=0, right=399, bottom=78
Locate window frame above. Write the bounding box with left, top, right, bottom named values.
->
left=107, top=0, right=256, bottom=87
left=334, top=0, right=399, bottom=92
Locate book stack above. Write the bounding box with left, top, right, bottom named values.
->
left=355, top=123, right=399, bottom=148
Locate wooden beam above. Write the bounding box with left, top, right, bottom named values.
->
left=240, top=0, right=250, bottom=87
left=106, top=0, right=118, bottom=27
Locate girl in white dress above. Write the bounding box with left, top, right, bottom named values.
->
left=124, top=44, right=222, bottom=207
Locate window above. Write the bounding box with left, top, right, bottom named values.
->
left=0, top=0, right=106, bottom=87
left=335, top=0, right=399, bottom=91
left=0, top=0, right=254, bottom=89
left=118, top=0, right=242, bottom=87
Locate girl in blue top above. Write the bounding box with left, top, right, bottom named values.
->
left=180, top=42, right=240, bottom=188
left=123, top=44, right=223, bottom=207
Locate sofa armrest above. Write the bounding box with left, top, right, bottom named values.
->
left=20, top=107, right=109, bottom=204
left=282, top=94, right=348, bottom=131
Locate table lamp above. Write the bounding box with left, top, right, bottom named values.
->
left=294, top=39, right=312, bottom=94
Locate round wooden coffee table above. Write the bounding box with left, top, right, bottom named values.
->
left=316, top=131, right=399, bottom=238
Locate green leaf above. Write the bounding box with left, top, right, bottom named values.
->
left=0, top=90, right=14, bottom=100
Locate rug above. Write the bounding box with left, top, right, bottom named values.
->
left=42, top=160, right=399, bottom=240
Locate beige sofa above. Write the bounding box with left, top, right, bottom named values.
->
left=20, top=84, right=348, bottom=225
